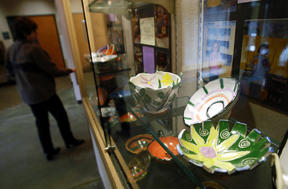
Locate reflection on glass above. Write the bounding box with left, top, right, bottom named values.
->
left=83, top=0, right=288, bottom=188
left=89, top=0, right=132, bottom=17
left=70, top=12, right=101, bottom=115
left=240, top=19, right=288, bottom=104
left=200, top=0, right=236, bottom=82
left=128, top=151, right=151, bottom=181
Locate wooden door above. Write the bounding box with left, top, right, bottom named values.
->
left=29, top=15, right=65, bottom=69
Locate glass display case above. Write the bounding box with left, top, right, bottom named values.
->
left=62, top=0, right=288, bottom=188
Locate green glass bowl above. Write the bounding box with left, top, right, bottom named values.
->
left=177, top=120, right=275, bottom=174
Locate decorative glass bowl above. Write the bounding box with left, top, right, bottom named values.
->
left=128, top=151, right=151, bottom=181
left=184, top=78, right=239, bottom=125
left=177, top=120, right=274, bottom=174
left=148, top=136, right=179, bottom=161
left=125, top=134, right=154, bottom=154
left=120, top=112, right=143, bottom=123
left=129, top=71, right=182, bottom=114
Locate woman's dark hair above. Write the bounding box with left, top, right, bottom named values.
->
left=12, top=17, right=37, bottom=40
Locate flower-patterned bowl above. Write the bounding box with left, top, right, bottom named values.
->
left=177, top=120, right=274, bottom=174
left=184, top=78, right=239, bottom=125
left=129, top=71, right=182, bottom=113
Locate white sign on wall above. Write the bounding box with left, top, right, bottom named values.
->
left=140, top=17, right=155, bottom=46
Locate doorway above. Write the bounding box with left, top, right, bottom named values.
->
left=7, top=15, right=65, bottom=69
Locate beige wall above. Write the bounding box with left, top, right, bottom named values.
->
left=70, top=0, right=84, bottom=13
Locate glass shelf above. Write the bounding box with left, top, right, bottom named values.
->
left=89, top=0, right=132, bottom=15
left=94, top=67, right=131, bottom=76
left=107, top=96, right=202, bottom=188
left=106, top=94, right=278, bottom=188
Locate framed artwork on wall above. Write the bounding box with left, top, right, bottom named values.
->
left=202, top=21, right=236, bottom=81
left=154, top=5, right=170, bottom=49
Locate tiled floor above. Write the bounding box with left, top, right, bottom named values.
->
left=0, top=76, right=104, bottom=189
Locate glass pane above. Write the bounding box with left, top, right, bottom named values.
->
left=196, top=1, right=288, bottom=141
left=181, top=0, right=285, bottom=188
left=84, top=0, right=287, bottom=188
left=70, top=11, right=99, bottom=114
left=87, top=1, right=202, bottom=188
left=238, top=18, right=288, bottom=141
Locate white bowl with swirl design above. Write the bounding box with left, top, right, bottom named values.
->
left=184, top=78, right=239, bottom=125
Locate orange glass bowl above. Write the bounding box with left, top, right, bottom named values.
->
left=148, top=136, right=179, bottom=160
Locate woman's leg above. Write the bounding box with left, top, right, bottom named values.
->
left=29, top=103, right=55, bottom=154
left=45, top=95, right=76, bottom=146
